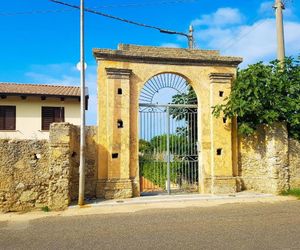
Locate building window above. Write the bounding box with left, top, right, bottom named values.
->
left=42, top=107, right=65, bottom=131
left=0, top=106, right=16, bottom=130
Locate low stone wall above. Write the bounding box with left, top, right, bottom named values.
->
left=0, top=140, right=50, bottom=212
left=289, top=139, right=300, bottom=189
left=1, top=121, right=298, bottom=211
left=0, top=123, right=98, bottom=212
left=69, top=126, right=98, bottom=200
left=239, top=123, right=299, bottom=194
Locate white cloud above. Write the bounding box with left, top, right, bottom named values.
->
left=25, top=63, right=98, bottom=125
left=259, top=1, right=274, bottom=15
left=160, top=43, right=181, bottom=48
left=192, top=7, right=300, bottom=67
left=191, top=8, right=244, bottom=28
left=259, top=1, right=293, bottom=18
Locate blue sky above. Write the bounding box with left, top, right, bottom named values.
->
left=1, top=0, right=299, bottom=124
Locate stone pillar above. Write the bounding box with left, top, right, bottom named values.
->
left=207, top=73, right=237, bottom=193
left=48, top=123, right=74, bottom=210
left=265, top=123, right=289, bottom=193
left=100, top=68, right=133, bottom=199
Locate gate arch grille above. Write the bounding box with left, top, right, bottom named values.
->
left=139, top=73, right=199, bottom=195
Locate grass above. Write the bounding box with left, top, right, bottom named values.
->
left=41, top=206, right=50, bottom=212
left=281, top=189, right=300, bottom=199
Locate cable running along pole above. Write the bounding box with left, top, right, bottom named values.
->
left=274, top=0, right=286, bottom=63
left=78, top=0, right=86, bottom=206
left=49, top=0, right=194, bottom=48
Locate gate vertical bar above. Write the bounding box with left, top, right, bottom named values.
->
left=166, top=106, right=171, bottom=194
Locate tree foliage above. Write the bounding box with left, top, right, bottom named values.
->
left=212, top=57, right=300, bottom=140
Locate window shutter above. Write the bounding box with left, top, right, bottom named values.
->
left=5, top=107, right=16, bottom=130
left=42, top=107, right=65, bottom=130
left=53, top=107, right=65, bottom=122
left=0, top=107, right=4, bottom=130
left=60, top=107, right=65, bottom=122
left=0, top=106, right=16, bottom=130
left=42, top=107, right=54, bottom=130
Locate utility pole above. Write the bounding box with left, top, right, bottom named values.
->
left=274, top=0, right=286, bottom=63
left=78, top=0, right=86, bottom=206
left=188, top=25, right=194, bottom=49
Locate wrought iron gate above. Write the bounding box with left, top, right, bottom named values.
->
left=139, top=103, right=199, bottom=194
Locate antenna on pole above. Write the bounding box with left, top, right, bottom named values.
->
left=274, top=0, right=286, bottom=63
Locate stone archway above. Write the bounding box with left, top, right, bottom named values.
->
left=138, top=72, right=199, bottom=195
left=93, top=44, right=242, bottom=199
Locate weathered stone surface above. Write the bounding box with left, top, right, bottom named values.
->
left=69, top=126, right=98, bottom=200
left=289, top=139, right=300, bottom=189
left=0, top=139, right=49, bottom=212
left=104, top=179, right=133, bottom=199
left=93, top=44, right=243, bottom=67
left=95, top=44, right=241, bottom=197
left=203, top=177, right=237, bottom=194
left=0, top=123, right=98, bottom=212
left=239, top=123, right=290, bottom=194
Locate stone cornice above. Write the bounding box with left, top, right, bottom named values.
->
left=209, top=73, right=234, bottom=83
left=105, top=68, right=132, bottom=79
left=94, top=45, right=243, bottom=67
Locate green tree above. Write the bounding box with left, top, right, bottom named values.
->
left=170, top=86, right=198, bottom=153
left=150, top=134, right=187, bottom=155
left=213, top=57, right=300, bottom=140
left=139, top=139, right=153, bottom=154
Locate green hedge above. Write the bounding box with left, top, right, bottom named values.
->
left=140, top=161, right=182, bottom=189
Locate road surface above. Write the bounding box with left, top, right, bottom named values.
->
left=0, top=200, right=299, bottom=249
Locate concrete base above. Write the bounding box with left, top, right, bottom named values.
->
left=96, top=180, right=106, bottom=198
left=238, top=177, right=288, bottom=194
left=130, top=177, right=140, bottom=197
left=203, top=177, right=237, bottom=194
left=104, top=179, right=133, bottom=199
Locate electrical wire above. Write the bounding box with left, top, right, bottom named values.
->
left=91, top=0, right=197, bottom=9
left=49, top=0, right=189, bottom=37
left=0, top=9, right=73, bottom=16
left=220, top=1, right=275, bottom=52
left=0, top=0, right=197, bottom=16
left=222, top=19, right=270, bottom=52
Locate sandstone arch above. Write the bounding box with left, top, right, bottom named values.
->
left=94, top=44, right=242, bottom=199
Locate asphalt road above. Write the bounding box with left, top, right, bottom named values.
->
left=1, top=200, right=300, bottom=250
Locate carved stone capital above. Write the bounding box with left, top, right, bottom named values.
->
left=209, top=73, right=234, bottom=84
left=105, top=68, right=132, bottom=79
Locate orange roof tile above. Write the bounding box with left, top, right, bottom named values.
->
left=0, top=82, right=84, bottom=97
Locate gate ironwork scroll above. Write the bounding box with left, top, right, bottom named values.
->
left=139, top=103, right=198, bottom=194
left=139, top=73, right=199, bottom=194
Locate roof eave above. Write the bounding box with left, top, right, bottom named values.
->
left=0, top=93, right=86, bottom=99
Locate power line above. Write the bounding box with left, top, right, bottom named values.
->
left=220, top=0, right=294, bottom=53
left=220, top=2, right=274, bottom=52
left=49, top=0, right=190, bottom=38
left=92, top=0, right=197, bottom=9
left=0, top=9, right=73, bottom=16
left=0, top=0, right=197, bottom=16
left=222, top=19, right=270, bottom=52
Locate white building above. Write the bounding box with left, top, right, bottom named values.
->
left=0, top=82, right=88, bottom=139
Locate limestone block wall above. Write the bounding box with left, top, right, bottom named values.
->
left=0, top=139, right=50, bottom=212
left=69, top=126, right=98, bottom=200
left=289, top=139, right=300, bottom=189
left=0, top=123, right=98, bottom=212
left=47, top=123, right=74, bottom=210
left=239, top=123, right=290, bottom=193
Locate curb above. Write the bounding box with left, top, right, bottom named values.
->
left=69, top=193, right=276, bottom=209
